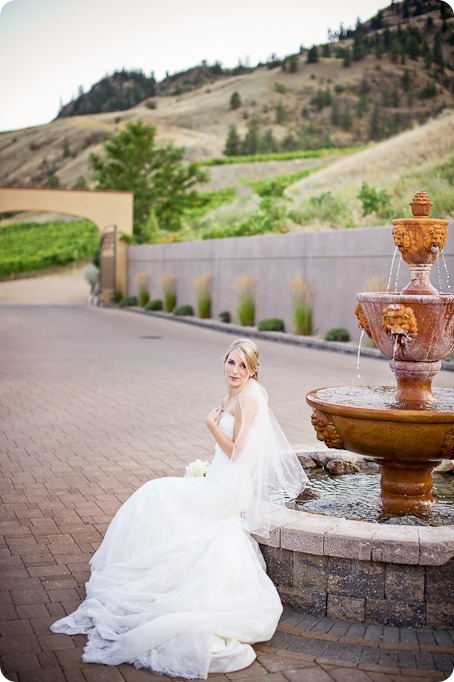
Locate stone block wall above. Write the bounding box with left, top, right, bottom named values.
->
left=260, top=543, right=453, bottom=629
left=127, top=223, right=454, bottom=340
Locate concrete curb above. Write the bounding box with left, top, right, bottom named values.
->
left=121, top=306, right=454, bottom=371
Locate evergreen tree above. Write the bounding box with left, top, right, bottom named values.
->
left=322, top=44, right=331, bottom=57
left=341, top=106, right=353, bottom=131
left=241, top=119, right=260, bottom=155
left=369, top=104, right=382, bottom=140
left=331, top=98, right=341, bottom=126
left=433, top=32, right=445, bottom=70
left=343, top=47, right=352, bottom=67
left=260, top=129, right=279, bottom=153
left=356, top=93, right=369, bottom=119
left=390, top=39, right=399, bottom=63
left=224, top=124, right=241, bottom=156
left=406, top=33, right=420, bottom=60
left=230, top=91, right=242, bottom=109
left=275, top=102, right=290, bottom=124
left=391, top=84, right=401, bottom=107
left=401, top=68, right=412, bottom=92
left=353, top=31, right=367, bottom=60
left=307, top=45, right=319, bottom=63
left=371, top=10, right=383, bottom=30
left=288, top=55, right=299, bottom=72
left=375, top=37, right=385, bottom=59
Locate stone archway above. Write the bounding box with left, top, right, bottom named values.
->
left=0, top=186, right=133, bottom=299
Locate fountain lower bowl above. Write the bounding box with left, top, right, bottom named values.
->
left=306, top=386, right=454, bottom=516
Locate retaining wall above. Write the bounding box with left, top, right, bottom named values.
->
left=127, top=224, right=454, bottom=340
left=257, top=509, right=454, bottom=629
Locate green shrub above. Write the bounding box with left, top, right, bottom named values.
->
left=218, top=310, right=231, bottom=323
left=138, top=288, right=150, bottom=307
left=292, top=276, right=313, bottom=335
left=294, top=304, right=313, bottom=335
left=258, top=318, right=285, bottom=332
left=235, top=275, right=255, bottom=327
left=173, top=304, right=194, bottom=316
left=238, top=298, right=255, bottom=326
left=324, top=327, right=350, bottom=342
left=119, top=295, right=138, bottom=307
left=197, top=292, right=211, bottom=319
left=145, top=299, right=163, bottom=311
left=357, top=182, right=392, bottom=219
left=195, top=274, right=212, bottom=319
left=289, top=191, right=351, bottom=229
left=112, top=290, right=123, bottom=304
left=164, top=290, right=177, bottom=312
left=161, top=274, right=177, bottom=312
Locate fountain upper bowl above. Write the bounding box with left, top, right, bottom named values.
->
left=356, top=292, right=454, bottom=362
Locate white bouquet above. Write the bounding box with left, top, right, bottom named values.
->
left=184, top=458, right=210, bottom=478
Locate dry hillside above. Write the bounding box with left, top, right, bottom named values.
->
left=288, top=108, right=454, bottom=195
left=0, top=0, right=452, bottom=195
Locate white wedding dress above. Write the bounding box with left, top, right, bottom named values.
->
left=51, top=410, right=285, bottom=679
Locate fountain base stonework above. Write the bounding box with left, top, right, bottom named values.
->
left=257, top=509, right=454, bottom=628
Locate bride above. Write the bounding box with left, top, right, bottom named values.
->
left=51, top=338, right=308, bottom=679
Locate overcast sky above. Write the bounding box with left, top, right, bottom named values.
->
left=0, top=0, right=442, bottom=133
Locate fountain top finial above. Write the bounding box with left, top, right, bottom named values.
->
left=410, top=191, right=433, bottom=218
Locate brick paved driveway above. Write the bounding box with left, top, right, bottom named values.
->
left=1, top=303, right=453, bottom=682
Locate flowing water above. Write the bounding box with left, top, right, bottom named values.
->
left=295, top=470, right=454, bottom=526
left=387, top=246, right=398, bottom=292
left=441, top=251, right=451, bottom=292
left=311, top=386, right=454, bottom=412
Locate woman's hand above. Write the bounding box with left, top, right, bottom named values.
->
left=206, top=406, right=223, bottom=428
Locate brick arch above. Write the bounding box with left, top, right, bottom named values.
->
left=0, top=186, right=133, bottom=295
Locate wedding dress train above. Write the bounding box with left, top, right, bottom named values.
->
left=51, top=410, right=285, bottom=679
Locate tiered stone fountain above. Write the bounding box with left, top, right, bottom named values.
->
left=306, top=192, right=454, bottom=517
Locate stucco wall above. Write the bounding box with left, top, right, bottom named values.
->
left=127, top=224, right=454, bottom=340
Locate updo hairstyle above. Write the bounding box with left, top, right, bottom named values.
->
left=223, top=338, right=259, bottom=380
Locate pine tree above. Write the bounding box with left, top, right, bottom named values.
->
left=331, top=98, right=341, bottom=126
left=288, top=55, right=299, bottom=72
left=241, top=119, right=260, bottom=155
left=369, top=104, right=382, bottom=140
left=353, top=31, right=367, bottom=61
left=433, top=32, right=445, bottom=70
left=341, top=106, right=353, bottom=131
left=230, top=91, right=242, bottom=110
left=307, top=45, right=319, bottom=63
left=343, top=47, right=352, bottom=67
left=224, top=124, right=241, bottom=156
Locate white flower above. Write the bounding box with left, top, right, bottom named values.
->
left=184, top=458, right=210, bottom=478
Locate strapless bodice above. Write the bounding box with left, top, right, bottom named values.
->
left=206, top=411, right=234, bottom=480
left=218, top=410, right=234, bottom=438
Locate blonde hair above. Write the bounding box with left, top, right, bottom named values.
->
left=223, top=338, right=259, bottom=380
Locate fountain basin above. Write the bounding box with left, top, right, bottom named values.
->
left=356, top=293, right=454, bottom=363
left=306, top=386, right=454, bottom=516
